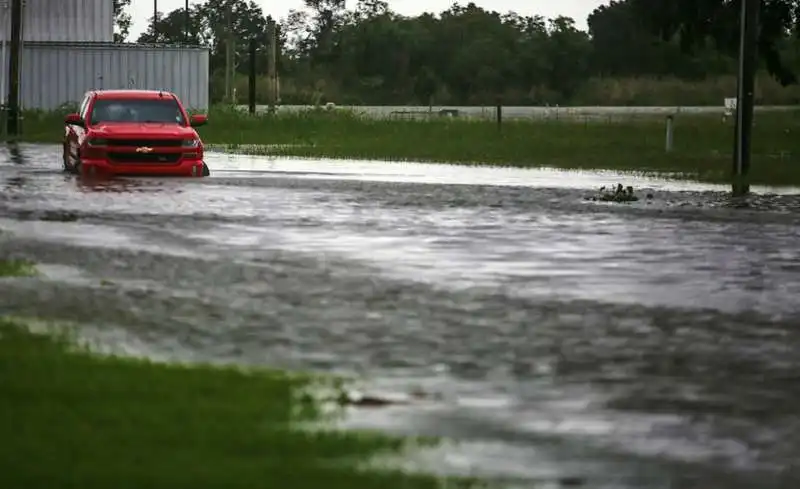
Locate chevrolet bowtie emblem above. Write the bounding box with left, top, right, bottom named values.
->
left=136, top=146, right=154, bottom=153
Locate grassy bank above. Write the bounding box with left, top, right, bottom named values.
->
left=0, top=259, right=37, bottom=277
left=0, top=316, right=476, bottom=489
left=13, top=105, right=800, bottom=185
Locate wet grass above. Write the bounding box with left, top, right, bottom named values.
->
left=14, top=106, right=800, bottom=185
left=0, top=259, right=37, bottom=277
left=0, top=318, right=478, bottom=489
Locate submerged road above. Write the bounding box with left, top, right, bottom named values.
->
left=1, top=143, right=800, bottom=488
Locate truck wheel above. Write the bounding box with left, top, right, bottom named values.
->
left=71, top=149, right=81, bottom=175
left=63, top=147, right=77, bottom=173
left=202, top=162, right=210, bottom=176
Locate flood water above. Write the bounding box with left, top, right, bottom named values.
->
left=1, top=143, right=800, bottom=488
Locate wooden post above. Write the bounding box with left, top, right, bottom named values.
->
left=224, top=6, right=233, bottom=103
left=495, top=95, right=503, bottom=130
left=266, top=17, right=277, bottom=112
left=248, top=39, right=256, bottom=114
left=274, top=23, right=281, bottom=105
left=665, top=115, right=674, bottom=152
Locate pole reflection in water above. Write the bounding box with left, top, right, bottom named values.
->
left=6, top=141, right=24, bottom=165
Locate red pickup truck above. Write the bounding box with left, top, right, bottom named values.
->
left=63, top=89, right=210, bottom=177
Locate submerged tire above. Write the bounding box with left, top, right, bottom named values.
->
left=202, top=162, right=210, bottom=177
left=71, top=149, right=82, bottom=175
left=63, top=149, right=76, bottom=173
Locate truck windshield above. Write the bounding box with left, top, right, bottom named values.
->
left=90, top=98, right=186, bottom=125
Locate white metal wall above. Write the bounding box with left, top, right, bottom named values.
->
left=0, top=42, right=210, bottom=110
left=0, top=0, right=113, bottom=42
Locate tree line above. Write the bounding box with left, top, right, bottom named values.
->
left=114, top=0, right=800, bottom=106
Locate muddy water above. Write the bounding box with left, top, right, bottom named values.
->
left=1, top=143, right=800, bottom=488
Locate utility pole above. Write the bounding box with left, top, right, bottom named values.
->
left=248, top=38, right=256, bottom=114
left=732, top=0, right=760, bottom=196
left=224, top=6, right=233, bottom=103
left=274, top=23, right=281, bottom=106
left=185, top=0, right=190, bottom=44
left=153, top=1, right=158, bottom=40
left=7, top=0, right=22, bottom=136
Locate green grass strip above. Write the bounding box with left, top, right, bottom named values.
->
left=0, top=259, right=37, bottom=277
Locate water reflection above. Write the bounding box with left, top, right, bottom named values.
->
left=3, top=175, right=27, bottom=190
left=71, top=176, right=180, bottom=195
left=74, top=177, right=140, bottom=193
left=6, top=141, right=25, bottom=165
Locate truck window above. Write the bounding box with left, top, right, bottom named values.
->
left=89, top=98, right=186, bottom=125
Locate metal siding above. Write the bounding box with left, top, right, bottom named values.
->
left=7, top=43, right=209, bottom=110
left=0, top=0, right=113, bottom=42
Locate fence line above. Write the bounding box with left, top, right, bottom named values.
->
left=233, top=104, right=798, bottom=121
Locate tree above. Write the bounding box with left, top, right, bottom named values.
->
left=282, top=9, right=315, bottom=60
left=414, top=66, right=438, bottom=106
left=113, top=0, right=132, bottom=42
left=589, top=1, right=661, bottom=76
left=355, top=0, right=389, bottom=19
left=629, top=0, right=800, bottom=85
left=545, top=16, right=592, bottom=100
left=139, top=0, right=270, bottom=75
left=303, top=0, right=347, bottom=65
left=148, top=0, right=800, bottom=105
left=196, top=0, right=271, bottom=73
left=136, top=6, right=205, bottom=44
left=588, top=1, right=733, bottom=79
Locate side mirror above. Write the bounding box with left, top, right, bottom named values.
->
left=189, top=114, right=207, bottom=127
left=64, top=113, right=84, bottom=127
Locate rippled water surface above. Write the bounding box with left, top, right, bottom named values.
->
left=2, top=143, right=800, bottom=488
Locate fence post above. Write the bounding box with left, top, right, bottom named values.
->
left=495, top=96, right=502, bottom=130
left=266, top=17, right=277, bottom=113
left=665, top=115, right=674, bottom=152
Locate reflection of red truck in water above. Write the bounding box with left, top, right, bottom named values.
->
left=62, top=89, right=210, bottom=177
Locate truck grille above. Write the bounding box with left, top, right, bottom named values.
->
left=109, top=152, right=181, bottom=164
left=106, top=139, right=183, bottom=148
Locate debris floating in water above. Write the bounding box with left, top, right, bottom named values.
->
left=585, top=183, right=654, bottom=203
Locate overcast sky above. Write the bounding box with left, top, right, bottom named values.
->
left=129, top=0, right=608, bottom=39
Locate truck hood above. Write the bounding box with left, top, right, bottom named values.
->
left=89, top=123, right=198, bottom=139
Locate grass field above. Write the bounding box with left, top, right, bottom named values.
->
left=0, top=314, right=480, bottom=489
left=0, top=258, right=475, bottom=488
left=13, top=105, right=800, bottom=185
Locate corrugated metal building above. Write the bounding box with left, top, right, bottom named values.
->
left=0, top=0, right=210, bottom=110
left=0, top=42, right=210, bottom=110
left=0, top=0, right=114, bottom=42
